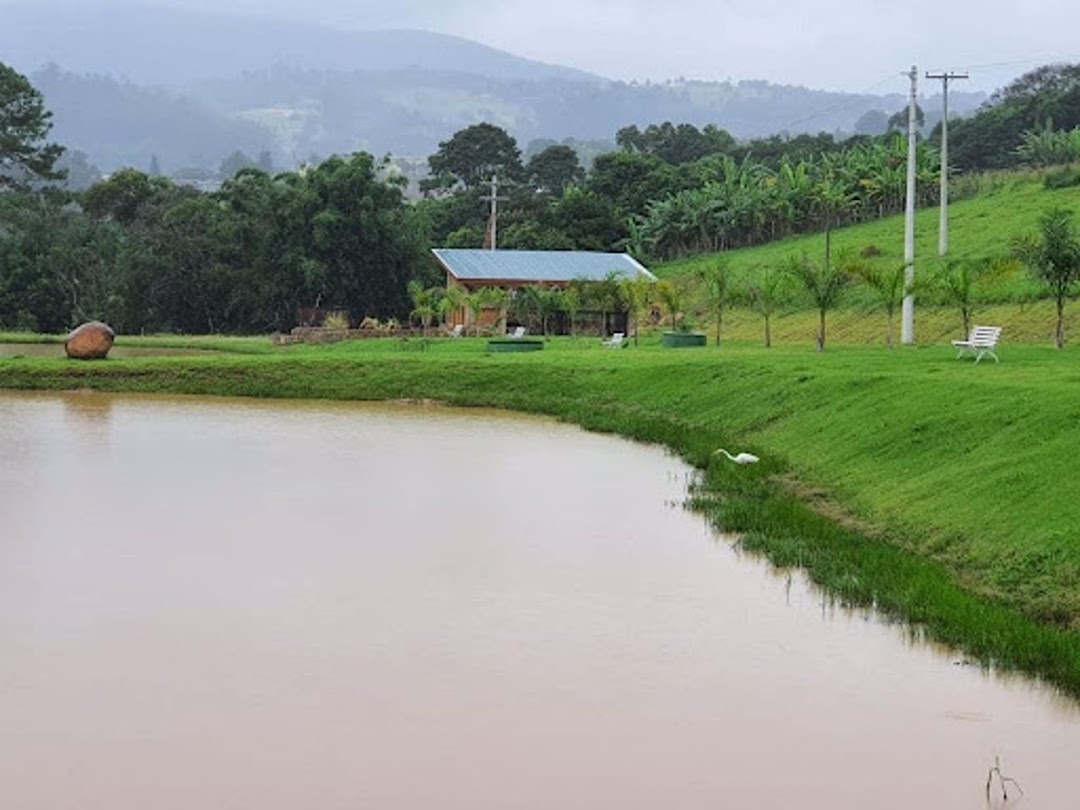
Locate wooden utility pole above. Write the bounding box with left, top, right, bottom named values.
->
left=926, top=70, right=968, bottom=256
left=483, top=174, right=507, bottom=250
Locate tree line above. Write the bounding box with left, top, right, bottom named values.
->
left=3, top=60, right=1080, bottom=337
left=1, top=159, right=429, bottom=334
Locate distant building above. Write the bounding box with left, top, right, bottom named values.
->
left=432, top=248, right=656, bottom=334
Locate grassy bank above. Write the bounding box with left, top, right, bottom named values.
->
left=3, top=333, right=1080, bottom=694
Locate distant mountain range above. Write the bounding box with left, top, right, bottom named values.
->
left=2, top=2, right=988, bottom=176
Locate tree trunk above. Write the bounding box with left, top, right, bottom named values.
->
left=764, top=315, right=772, bottom=348
left=817, top=308, right=826, bottom=351
left=1057, top=295, right=1066, bottom=349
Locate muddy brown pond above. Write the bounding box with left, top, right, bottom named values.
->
left=1, top=391, right=1076, bottom=808
left=0, top=342, right=210, bottom=359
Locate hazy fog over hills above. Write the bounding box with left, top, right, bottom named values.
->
left=1, top=2, right=990, bottom=175
left=0, top=4, right=596, bottom=86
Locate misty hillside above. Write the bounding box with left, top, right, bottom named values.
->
left=0, top=3, right=596, bottom=86
left=4, top=3, right=986, bottom=175
left=31, top=66, right=274, bottom=174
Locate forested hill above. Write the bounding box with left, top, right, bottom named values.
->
left=0, top=3, right=596, bottom=85
left=2, top=3, right=985, bottom=174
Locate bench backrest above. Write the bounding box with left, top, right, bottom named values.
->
left=968, top=325, right=1001, bottom=346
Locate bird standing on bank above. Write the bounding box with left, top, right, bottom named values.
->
left=714, top=449, right=759, bottom=464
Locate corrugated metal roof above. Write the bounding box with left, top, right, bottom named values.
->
left=432, top=249, right=656, bottom=283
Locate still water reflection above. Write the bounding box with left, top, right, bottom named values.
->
left=0, top=391, right=1076, bottom=809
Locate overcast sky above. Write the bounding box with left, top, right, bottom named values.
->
left=31, top=0, right=1080, bottom=93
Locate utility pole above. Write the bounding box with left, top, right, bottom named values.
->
left=901, top=65, right=918, bottom=345
left=483, top=174, right=507, bottom=250
left=926, top=70, right=968, bottom=256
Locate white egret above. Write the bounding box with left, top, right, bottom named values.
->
left=714, top=449, right=759, bottom=465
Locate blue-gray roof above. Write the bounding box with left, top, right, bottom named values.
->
left=432, top=249, right=656, bottom=284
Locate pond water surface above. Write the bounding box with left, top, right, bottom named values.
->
left=0, top=391, right=1077, bottom=809
left=0, top=342, right=210, bottom=358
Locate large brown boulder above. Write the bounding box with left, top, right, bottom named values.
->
left=65, top=321, right=115, bottom=360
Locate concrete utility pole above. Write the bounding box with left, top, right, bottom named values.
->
left=926, top=70, right=968, bottom=256
left=901, top=65, right=918, bottom=345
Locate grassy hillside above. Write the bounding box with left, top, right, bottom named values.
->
left=657, top=170, right=1080, bottom=340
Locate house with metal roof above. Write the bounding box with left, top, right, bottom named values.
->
left=431, top=248, right=657, bottom=334
left=433, top=249, right=656, bottom=287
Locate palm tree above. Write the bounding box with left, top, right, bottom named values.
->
left=655, top=278, right=686, bottom=331
left=476, top=286, right=511, bottom=333
left=620, top=277, right=652, bottom=346
left=849, top=256, right=906, bottom=348
left=786, top=253, right=850, bottom=351
left=465, top=290, right=486, bottom=336
left=438, top=284, right=468, bottom=332
left=562, top=285, right=583, bottom=337
left=407, top=281, right=438, bottom=337
left=1012, top=208, right=1080, bottom=348
left=745, top=265, right=788, bottom=348
left=535, top=287, right=563, bottom=337
left=699, top=260, right=734, bottom=346
left=934, top=257, right=997, bottom=338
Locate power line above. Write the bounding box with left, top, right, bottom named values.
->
left=780, top=74, right=902, bottom=130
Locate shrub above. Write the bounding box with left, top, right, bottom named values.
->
left=322, top=312, right=349, bottom=330
left=1044, top=165, right=1080, bottom=189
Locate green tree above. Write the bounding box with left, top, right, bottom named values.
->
left=465, top=289, right=486, bottom=336
left=408, top=281, right=439, bottom=336
left=527, top=145, right=584, bottom=195
left=744, top=265, right=788, bottom=348
left=616, top=121, right=733, bottom=164
left=1013, top=208, right=1080, bottom=348
left=698, top=260, right=735, bottom=346
left=83, top=168, right=178, bottom=225
left=787, top=252, right=850, bottom=350
left=949, top=63, right=1080, bottom=171
left=477, top=286, right=511, bottom=332
left=587, top=151, right=675, bottom=217
left=933, top=257, right=999, bottom=338
left=545, top=187, right=624, bottom=251
left=301, top=153, right=428, bottom=320
left=590, top=271, right=626, bottom=337
left=437, top=284, right=468, bottom=329
left=655, top=278, right=684, bottom=331
left=535, top=287, right=563, bottom=337
left=0, top=62, right=65, bottom=189
left=562, top=285, right=582, bottom=337
left=424, top=123, right=523, bottom=192
left=620, top=277, right=652, bottom=346
left=849, top=256, right=906, bottom=348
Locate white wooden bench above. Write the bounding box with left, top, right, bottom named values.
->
left=952, top=325, right=1002, bottom=363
